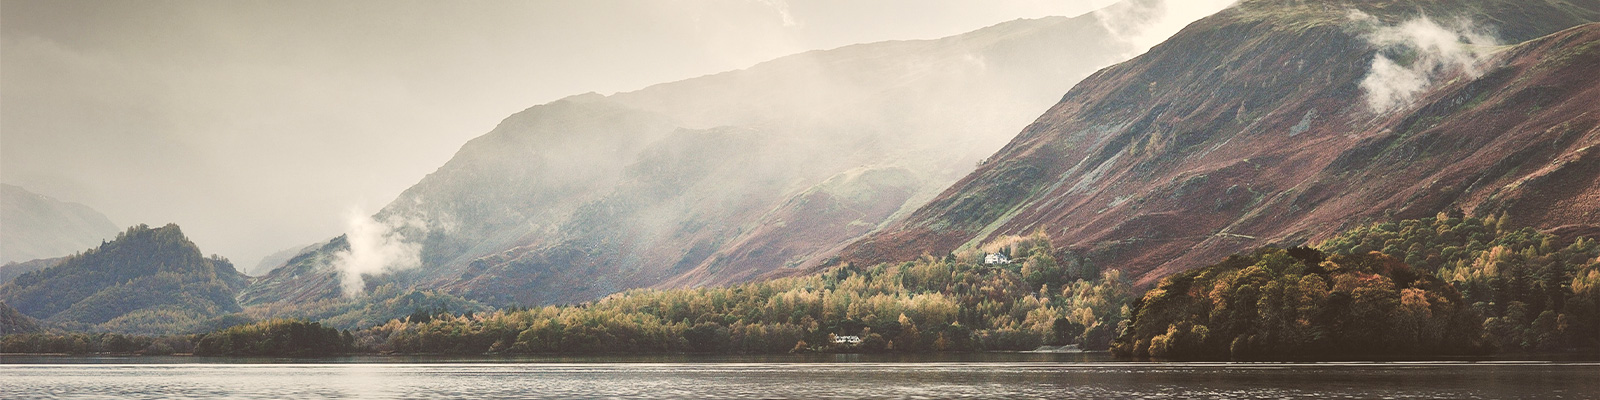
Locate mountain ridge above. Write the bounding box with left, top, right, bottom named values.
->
left=832, top=0, right=1600, bottom=286
left=246, top=8, right=1157, bottom=307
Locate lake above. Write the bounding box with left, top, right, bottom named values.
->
left=3, top=353, right=1597, bottom=399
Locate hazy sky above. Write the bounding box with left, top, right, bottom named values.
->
left=1, top=0, right=1168, bottom=267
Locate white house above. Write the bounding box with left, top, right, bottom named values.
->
left=984, top=253, right=1011, bottom=265
left=832, top=335, right=862, bottom=344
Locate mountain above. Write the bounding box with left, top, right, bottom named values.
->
left=245, top=242, right=321, bottom=276
left=0, top=224, right=249, bottom=334
left=0, top=256, right=65, bottom=285
left=237, top=237, right=345, bottom=306
left=0, top=184, right=119, bottom=264
left=835, top=0, right=1600, bottom=286
left=249, top=3, right=1179, bottom=307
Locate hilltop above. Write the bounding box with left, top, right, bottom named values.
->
left=0, top=224, right=248, bottom=334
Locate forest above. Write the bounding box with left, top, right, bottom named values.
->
left=0, top=319, right=354, bottom=357
left=1115, top=214, right=1599, bottom=360
left=356, top=232, right=1130, bottom=354
left=1111, top=247, right=1488, bottom=359
left=193, top=319, right=354, bottom=357
left=1, top=216, right=1595, bottom=359
left=0, top=224, right=248, bottom=335
left=1319, top=214, right=1599, bottom=353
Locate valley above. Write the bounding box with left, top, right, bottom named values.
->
left=3, top=0, right=1599, bottom=363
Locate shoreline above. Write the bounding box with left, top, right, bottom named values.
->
left=5, top=351, right=1597, bottom=365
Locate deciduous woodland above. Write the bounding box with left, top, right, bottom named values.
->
left=4, top=216, right=1595, bottom=360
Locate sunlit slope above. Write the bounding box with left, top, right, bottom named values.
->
left=836, top=0, right=1600, bottom=286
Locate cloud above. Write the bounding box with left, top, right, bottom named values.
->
left=332, top=207, right=425, bottom=296
left=754, top=0, right=797, bottom=27
left=1350, top=10, right=1499, bottom=113
left=1094, top=0, right=1238, bottom=56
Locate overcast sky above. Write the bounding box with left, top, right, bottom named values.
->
left=1, top=0, right=1172, bottom=266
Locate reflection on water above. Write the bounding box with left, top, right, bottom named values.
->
left=2, top=354, right=1597, bottom=399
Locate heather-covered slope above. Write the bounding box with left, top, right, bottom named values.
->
left=0, top=184, right=119, bottom=264
left=250, top=6, right=1164, bottom=307
left=0, top=224, right=248, bottom=334
left=837, top=0, right=1600, bottom=286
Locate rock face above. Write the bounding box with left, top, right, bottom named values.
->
left=250, top=8, right=1159, bottom=306
left=836, top=0, right=1600, bottom=286
left=0, top=184, right=119, bottom=264
left=0, top=224, right=248, bottom=334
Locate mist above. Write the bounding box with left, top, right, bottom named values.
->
left=332, top=208, right=424, bottom=296
left=1094, top=0, right=1238, bottom=56
left=1349, top=10, right=1500, bottom=113
left=1, top=0, right=1129, bottom=267
left=0, top=0, right=1223, bottom=271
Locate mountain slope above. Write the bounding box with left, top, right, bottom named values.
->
left=836, top=0, right=1600, bottom=286
left=0, top=184, right=119, bottom=264
left=0, top=224, right=248, bottom=333
left=250, top=4, right=1173, bottom=307
left=0, top=256, right=64, bottom=285
left=410, top=13, right=1139, bottom=306
left=246, top=242, right=321, bottom=276
left=0, top=302, right=42, bottom=335
left=237, top=237, right=346, bottom=306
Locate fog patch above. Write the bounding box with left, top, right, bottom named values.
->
left=1350, top=10, right=1499, bottom=114
left=1094, top=0, right=1238, bottom=56
left=332, top=207, right=425, bottom=296
left=753, top=0, right=797, bottom=27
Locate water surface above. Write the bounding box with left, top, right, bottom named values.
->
left=3, top=354, right=1596, bottom=399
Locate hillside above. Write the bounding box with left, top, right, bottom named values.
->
left=0, top=302, right=42, bottom=335
left=0, top=256, right=63, bottom=285
left=237, top=237, right=346, bottom=306
left=0, top=224, right=249, bottom=334
left=249, top=5, right=1162, bottom=307
left=246, top=242, right=320, bottom=276
left=835, top=0, right=1600, bottom=286
left=0, top=184, right=119, bottom=264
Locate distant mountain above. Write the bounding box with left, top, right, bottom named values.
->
left=251, top=4, right=1166, bottom=307
left=0, top=184, right=119, bottom=264
left=835, top=0, right=1600, bottom=286
left=237, top=237, right=345, bottom=306
left=0, top=224, right=248, bottom=334
left=245, top=242, right=320, bottom=276
left=0, top=256, right=64, bottom=285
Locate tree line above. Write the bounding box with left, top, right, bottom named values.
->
left=356, top=232, right=1132, bottom=355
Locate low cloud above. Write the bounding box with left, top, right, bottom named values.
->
left=1094, top=0, right=1239, bottom=56
left=332, top=208, right=425, bottom=296
left=1351, top=10, right=1499, bottom=113
left=754, top=0, right=797, bottom=27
